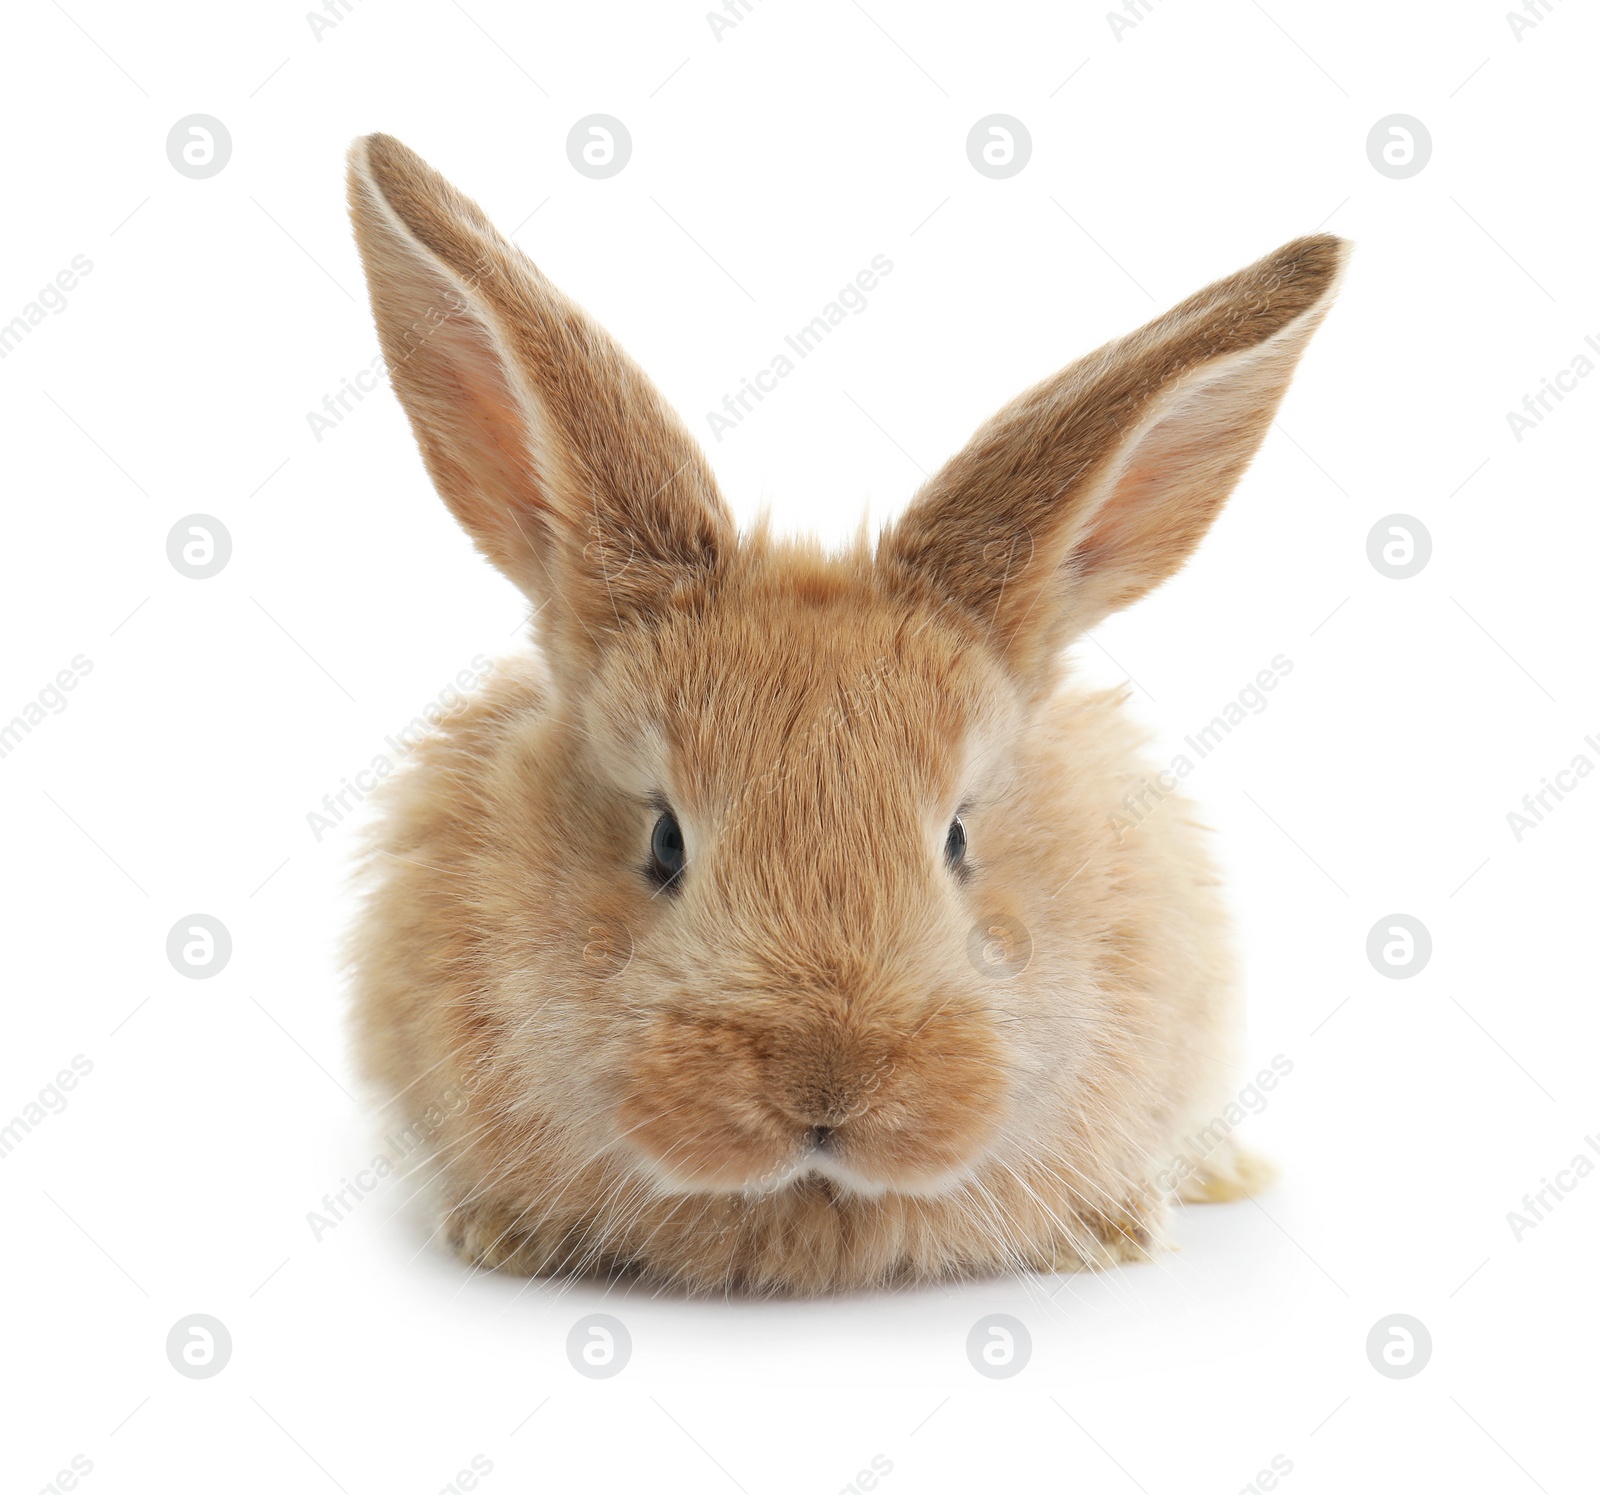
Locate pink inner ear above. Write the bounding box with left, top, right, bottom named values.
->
left=386, top=263, right=558, bottom=588
left=437, top=310, right=548, bottom=521
left=1069, top=349, right=1290, bottom=610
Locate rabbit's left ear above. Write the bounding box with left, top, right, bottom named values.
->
left=879, top=235, right=1348, bottom=688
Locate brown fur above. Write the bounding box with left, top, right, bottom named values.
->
left=344, top=134, right=1347, bottom=1294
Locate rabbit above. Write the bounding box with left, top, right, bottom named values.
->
left=344, top=132, right=1345, bottom=1295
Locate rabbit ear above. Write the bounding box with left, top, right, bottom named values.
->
left=347, top=134, right=733, bottom=666
left=879, top=235, right=1348, bottom=687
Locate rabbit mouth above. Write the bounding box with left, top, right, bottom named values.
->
left=669, top=1124, right=989, bottom=1204
left=619, top=1110, right=992, bottom=1201
left=800, top=1149, right=978, bottom=1201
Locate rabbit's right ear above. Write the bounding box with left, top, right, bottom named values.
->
left=346, top=134, right=734, bottom=670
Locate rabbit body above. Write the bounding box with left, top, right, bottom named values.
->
left=345, top=134, right=1344, bottom=1293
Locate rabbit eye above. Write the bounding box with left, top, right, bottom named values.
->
left=945, top=816, right=967, bottom=870
left=649, top=810, right=686, bottom=888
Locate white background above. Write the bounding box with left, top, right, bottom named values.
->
left=2, top=1, right=1596, bottom=1491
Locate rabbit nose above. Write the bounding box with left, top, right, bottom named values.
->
left=778, top=1083, right=871, bottom=1133
left=773, top=1088, right=863, bottom=1135
left=763, top=1028, right=891, bottom=1133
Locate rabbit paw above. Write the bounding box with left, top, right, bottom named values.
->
left=1176, top=1137, right=1277, bottom=1203
left=446, top=1203, right=579, bottom=1277
left=1033, top=1201, right=1163, bottom=1273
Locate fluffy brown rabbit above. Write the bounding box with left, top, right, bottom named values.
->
left=344, top=133, right=1346, bottom=1294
